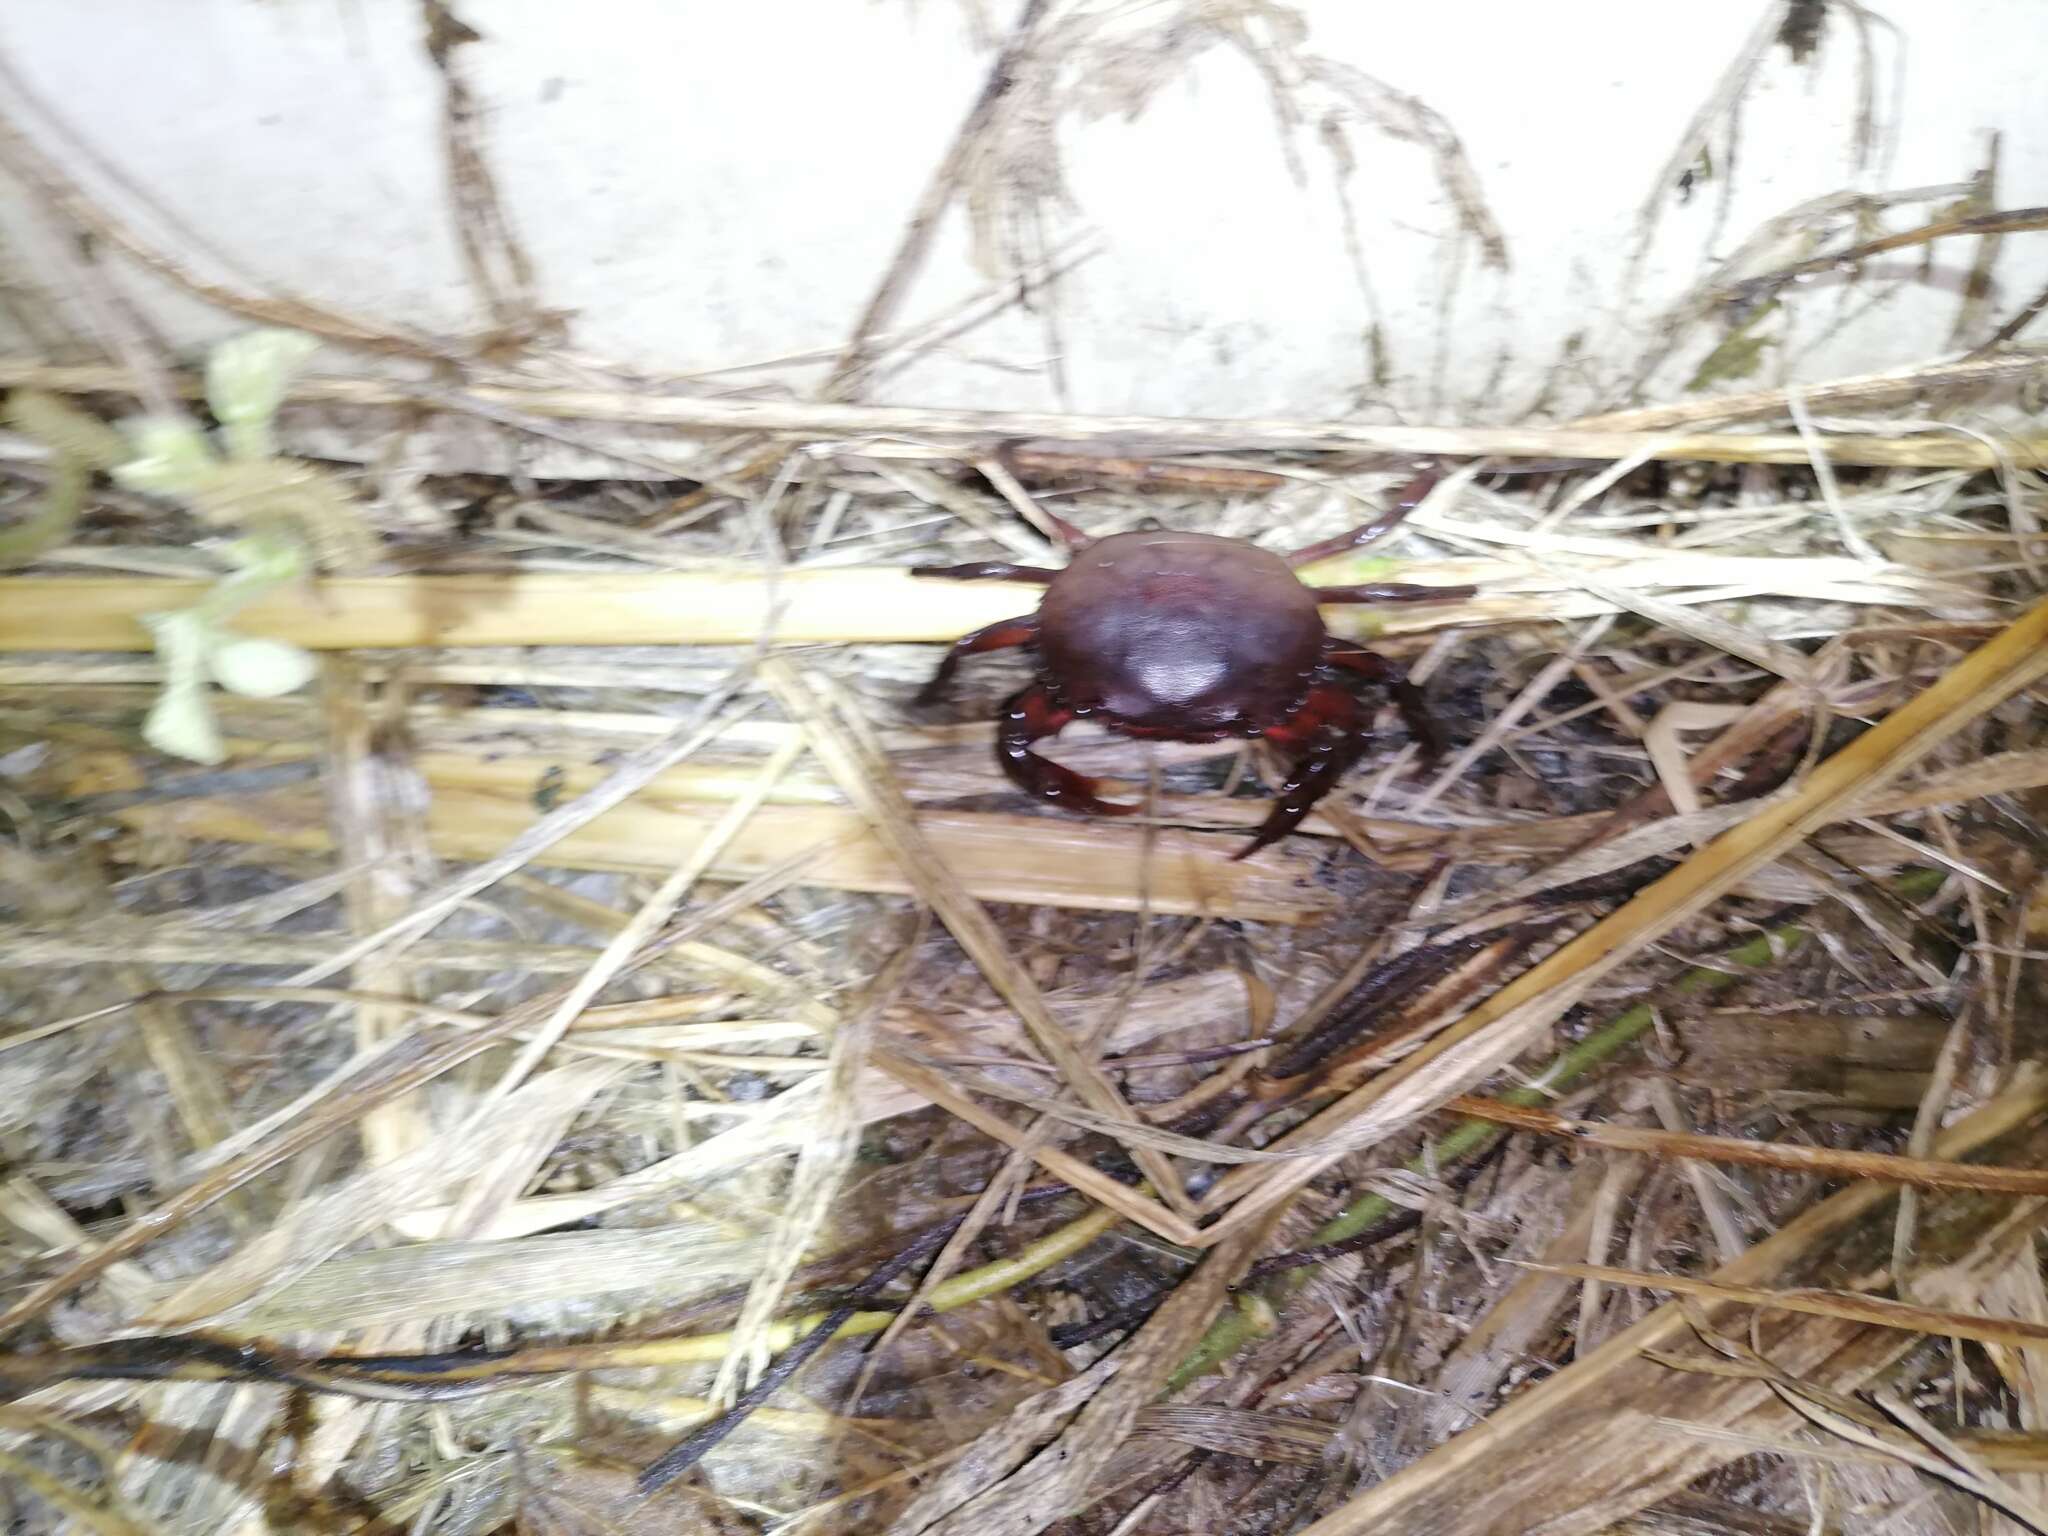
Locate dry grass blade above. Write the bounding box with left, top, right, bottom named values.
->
left=322, top=657, right=433, bottom=1168
left=1, top=932, right=720, bottom=986
left=910, top=1068, right=1304, bottom=1163
left=0, top=1200, right=1126, bottom=1398
left=1428, top=1168, right=1615, bottom=1444
left=1406, top=617, right=1608, bottom=813
left=1566, top=352, right=2048, bottom=432
left=1872, top=1388, right=2048, bottom=1535
left=0, top=568, right=1474, bottom=652
left=0, top=769, right=812, bottom=1334
left=104, top=970, right=1241, bottom=1261
left=0, top=1033, right=448, bottom=1337
left=1549, top=568, right=1816, bottom=683
left=1, top=1036, right=456, bottom=1343
left=229, top=1221, right=761, bottom=1332
left=1198, top=594, right=2048, bottom=1240
left=0, top=547, right=1955, bottom=653
left=880, top=1360, right=1119, bottom=1536
left=1445, top=1094, right=2048, bottom=1197
left=1788, top=387, right=1883, bottom=564
left=759, top=658, right=1196, bottom=1225
left=0, top=1444, right=149, bottom=1536
left=1760, top=1372, right=2048, bottom=1535
left=858, top=975, right=1269, bottom=1396
left=827, top=0, right=1055, bottom=389
left=1529, top=1261, right=2048, bottom=1354
left=399, top=1074, right=862, bottom=1245
left=1130, top=1404, right=1331, bottom=1466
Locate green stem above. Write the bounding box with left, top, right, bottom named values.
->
left=0, top=389, right=128, bottom=569
left=0, top=456, right=85, bottom=570
left=1166, top=868, right=1944, bottom=1390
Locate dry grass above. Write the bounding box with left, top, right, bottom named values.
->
left=5, top=12, right=2048, bottom=1536
left=3, top=380, right=2044, bottom=1535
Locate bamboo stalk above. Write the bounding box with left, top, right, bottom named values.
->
left=0, top=549, right=1951, bottom=652
left=0, top=568, right=1477, bottom=651
left=67, top=763, right=1334, bottom=924
left=0, top=360, right=2042, bottom=467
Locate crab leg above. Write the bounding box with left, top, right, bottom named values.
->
left=914, top=615, right=1041, bottom=705
left=1326, top=644, right=1440, bottom=758
left=1309, top=581, right=1476, bottom=605
left=1281, top=462, right=1444, bottom=568
left=987, top=450, right=1095, bottom=550
left=998, top=683, right=1137, bottom=817
left=1237, top=682, right=1369, bottom=859
left=1026, top=503, right=1093, bottom=551
left=910, top=562, right=1062, bottom=583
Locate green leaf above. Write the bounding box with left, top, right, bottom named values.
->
left=210, top=635, right=317, bottom=698
left=138, top=608, right=226, bottom=764
left=118, top=328, right=351, bottom=763
left=0, top=459, right=86, bottom=570
left=113, top=418, right=219, bottom=499
left=207, top=328, right=319, bottom=461
left=142, top=687, right=226, bottom=765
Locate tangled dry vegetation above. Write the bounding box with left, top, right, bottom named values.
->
left=3, top=4, right=2048, bottom=1535
left=0, top=366, right=2045, bottom=1535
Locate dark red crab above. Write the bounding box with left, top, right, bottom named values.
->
left=911, top=465, right=1475, bottom=858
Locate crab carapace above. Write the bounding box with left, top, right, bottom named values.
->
left=910, top=464, right=1474, bottom=857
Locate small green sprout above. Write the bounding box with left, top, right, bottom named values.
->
left=2, top=327, right=376, bottom=765
left=135, top=535, right=321, bottom=763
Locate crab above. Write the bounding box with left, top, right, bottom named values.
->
left=910, top=464, right=1474, bottom=858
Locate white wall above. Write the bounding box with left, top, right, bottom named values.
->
left=0, top=0, right=2040, bottom=459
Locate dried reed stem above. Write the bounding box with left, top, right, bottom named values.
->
left=0, top=545, right=1949, bottom=653
left=1568, top=352, right=2048, bottom=432
left=1531, top=1261, right=2048, bottom=1353
left=0, top=568, right=1480, bottom=651
left=1449, top=1094, right=2048, bottom=1197
left=69, top=769, right=1331, bottom=923
left=0, top=361, right=2042, bottom=466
